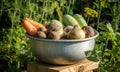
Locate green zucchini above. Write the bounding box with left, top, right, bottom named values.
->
left=73, top=14, right=88, bottom=28
left=63, top=14, right=80, bottom=27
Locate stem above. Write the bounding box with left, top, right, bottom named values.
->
left=87, top=16, right=90, bottom=24
left=7, top=8, right=18, bottom=55
left=29, top=0, right=32, bottom=18
left=8, top=10, right=15, bottom=55
left=40, top=1, right=46, bottom=23
left=67, top=0, right=72, bottom=14
left=97, top=6, right=102, bottom=30
left=114, top=1, right=120, bottom=32
left=0, top=1, right=3, bottom=16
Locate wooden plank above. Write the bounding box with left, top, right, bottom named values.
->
left=27, top=59, right=99, bottom=72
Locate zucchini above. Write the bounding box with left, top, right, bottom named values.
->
left=63, top=14, right=80, bottom=27
left=73, top=14, right=87, bottom=28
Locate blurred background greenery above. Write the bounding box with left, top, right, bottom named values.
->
left=0, top=0, right=120, bottom=72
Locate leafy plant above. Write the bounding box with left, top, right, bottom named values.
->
left=0, top=0, right=76, bottom=71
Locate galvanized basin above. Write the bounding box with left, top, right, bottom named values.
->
left=26, top=30, right=99, bottom=65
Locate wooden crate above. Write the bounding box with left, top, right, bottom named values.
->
left=27, top=59, right=99, bottom=72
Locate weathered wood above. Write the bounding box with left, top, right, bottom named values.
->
left=27, top=59, right=99, bottom=72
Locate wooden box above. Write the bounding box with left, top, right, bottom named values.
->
left=27, top=59, right=99, bottom=72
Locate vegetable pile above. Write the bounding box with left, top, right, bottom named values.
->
left=23, top=14, right=95, bottom=40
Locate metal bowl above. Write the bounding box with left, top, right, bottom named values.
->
left=26, top=30, right=99, bottom=65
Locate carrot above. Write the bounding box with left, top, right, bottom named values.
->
left=25, top=18, right=47, bottom=32
left=23, top=19, right=37, bottom=36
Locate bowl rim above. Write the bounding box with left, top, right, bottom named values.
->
left=26, top=30, right=99, bottom=42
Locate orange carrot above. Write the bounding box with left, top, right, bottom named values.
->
left=23, top=19, right=37, bottom=36
left=25, top=18, right=47, bottom=32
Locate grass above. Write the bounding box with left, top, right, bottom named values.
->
left=0, top=0, right=120, bottom=72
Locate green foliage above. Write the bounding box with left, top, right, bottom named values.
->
left=0, top=0, right=76, bottom=71
left=93, top=23, right=120, bottom=71
left=0, top=0, right=120, bottom=72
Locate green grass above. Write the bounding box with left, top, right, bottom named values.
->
left=0, top=0, right=120, bottom=72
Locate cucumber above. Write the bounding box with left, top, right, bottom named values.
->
left=63, top=14, right=80, bottom=27
left=73, top=14, right=88, bottom=28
